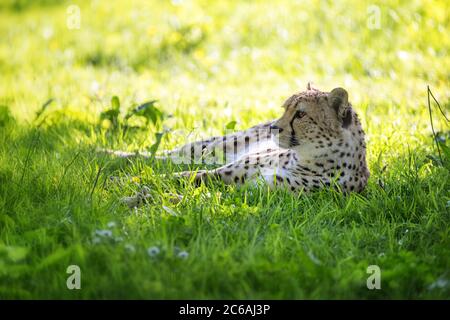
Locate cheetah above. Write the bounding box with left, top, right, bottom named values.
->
left=108, top=86, right=370, bottom=194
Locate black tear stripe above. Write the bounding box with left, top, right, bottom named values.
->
left=289, top=116, right=299, bottom=147
left=342, top=110, right=352, bottom=128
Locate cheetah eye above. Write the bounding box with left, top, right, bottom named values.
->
left=294, top=111, right=307, bottom=119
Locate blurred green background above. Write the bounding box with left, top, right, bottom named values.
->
left=1, top=0, right=448, bottom=125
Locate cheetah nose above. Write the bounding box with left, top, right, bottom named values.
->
left=270, top=125, right=283, bottom=133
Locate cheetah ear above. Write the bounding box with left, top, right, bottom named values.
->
left=329, top=87, right=352, bottom=128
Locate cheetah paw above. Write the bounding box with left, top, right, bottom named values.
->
left=121, top=186, right=152, bottom=209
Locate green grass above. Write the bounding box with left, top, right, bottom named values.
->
left=0, top=0, right=449, bottom=299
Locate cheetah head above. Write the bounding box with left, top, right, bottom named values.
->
left=270, top=86, right=357, bottom=155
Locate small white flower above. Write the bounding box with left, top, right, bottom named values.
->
left=397, top=50, right=410, bottom=61
left=124, top=244, right=136, bottom=252
left=114, top=236, right=124, bottom=242
left=147, top=246, right=160, bottom=257
left=90, top=81, right=100, bottom=94
left=95, top=229, right=113, bottom=237
left=428, top=277, right=449, bottom=290
left=92, top=237, right=102, bottom=244
left=42, top=26, right=54, bottom=40
left=307, top=251, right=321, bottom=265
left=107, top=221, right=117, bottom=228
left=177, top=251, right=189, bottom=259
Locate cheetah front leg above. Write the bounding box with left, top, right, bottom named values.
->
left=174, top=149, right=299, bottom=191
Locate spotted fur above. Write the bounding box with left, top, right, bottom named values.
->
left=107, top=86, right=370, bottom=194
left=172, top=86, right=370, bottom=193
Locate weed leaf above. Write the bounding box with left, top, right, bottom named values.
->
left=127, top=100, right=162, bottom=124
left=225, top=120, right=237, bottom=130
left=111, top=96, right=120, bottom=110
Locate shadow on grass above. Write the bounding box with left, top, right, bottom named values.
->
left=0, top=108, right=449, bottom=299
